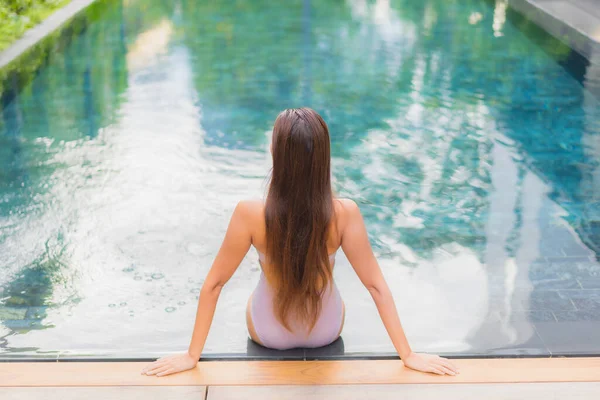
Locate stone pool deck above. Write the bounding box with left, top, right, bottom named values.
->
left=510, top=0, right=600, bottom=60
left=2, top=384, right=600, bottom=400
left=0, top=0, right=98, bottom=70
left=0, top=358, right=599, bottom=399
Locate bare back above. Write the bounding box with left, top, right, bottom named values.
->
left=243, top=198, right=352, bottom=283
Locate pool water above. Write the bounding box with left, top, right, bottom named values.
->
left=1, top=0, right=599, bottom=358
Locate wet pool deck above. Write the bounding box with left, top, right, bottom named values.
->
left=0, top=358, right=599, bottom=399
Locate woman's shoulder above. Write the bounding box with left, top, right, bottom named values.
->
left=234, top=199, right=265, bottom=224
left=332, top=198, right=362, bottom=237
left=235, top=199, right=264, bottom=214
left=237, top=199, right=264, bottom=208
left=334, top=198, right=361, bottom=223
left=334, top=197, right=359, bottom=212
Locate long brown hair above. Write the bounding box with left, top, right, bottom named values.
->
left=265, top=107, right=335, bottom=332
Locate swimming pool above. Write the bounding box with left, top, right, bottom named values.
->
left=1, top=0, right=599, bottom=359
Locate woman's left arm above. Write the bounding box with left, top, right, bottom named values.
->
left=141, top=201, right=253, bottom=377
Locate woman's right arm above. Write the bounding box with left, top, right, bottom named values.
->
left=339, top=199, right=459, bottom=376
left=141, top=201, right=253, bottom=377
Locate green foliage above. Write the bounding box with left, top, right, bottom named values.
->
left=0, top=0, right=71, bottom=51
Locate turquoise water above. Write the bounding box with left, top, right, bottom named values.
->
left=1, top=0, right=599, bottom=357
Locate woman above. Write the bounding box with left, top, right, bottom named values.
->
left=142, top=108, right=459, bottom=377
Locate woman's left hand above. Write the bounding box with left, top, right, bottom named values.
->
left=402, top=352, right=459, bottom=376
left=141, top=352, right=198, bottom=377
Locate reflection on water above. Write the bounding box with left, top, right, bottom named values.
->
left=0, top=0, right=599, bottom=356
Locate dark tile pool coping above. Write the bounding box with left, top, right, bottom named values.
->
left=2, top=353, right=600, bottom=362
left=2, top=336, right=600, bottom=362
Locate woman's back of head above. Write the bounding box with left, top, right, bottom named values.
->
left=265, top=107, right=336, bottom=332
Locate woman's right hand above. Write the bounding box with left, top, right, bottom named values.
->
left=141, top=352, right=198, bottom=377
left=402, top=352, right=460, bottom=376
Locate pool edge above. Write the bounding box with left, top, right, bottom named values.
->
left=1, top=358, right=599, bottom=386
left=508, top=0, right=600, bottom=60
left=1, top=350, right=600, bottom=362
left=0, top=0, right=99, bottom=71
